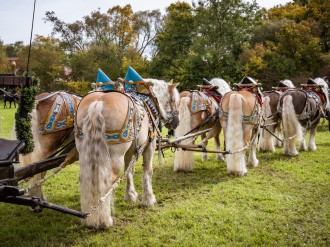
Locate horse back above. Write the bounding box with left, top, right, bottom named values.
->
left=279, top=89, right=308, bottom=115
left=76, top=91, right=148, bottom=144
left=263, top=91, right=281, bottom=114
left=221, top=91, right=258, bottom=117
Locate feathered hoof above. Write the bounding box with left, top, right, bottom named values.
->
left=142, top=195, right=157, bottom=207
left=308, top=144, right=317, bottom=151
left=83, top=218, right=113, bottom=230
left=228, top=170, right=247, bottom=176
left=216, top=154, right=225, bottom=162
left=201, top=153, right=209, bottom=162
left=259, top=147, right=275, bottom=152
left=284, top=151, right=299, bottom=156
left=124, top=191, right=140, bottom=203
left=248, top=159, right=259, bottom=167
left=173, top=168, right=193, bottom=173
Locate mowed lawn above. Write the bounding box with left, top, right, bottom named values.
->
left=0, top=101, right=329, bottom=247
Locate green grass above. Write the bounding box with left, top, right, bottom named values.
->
left=0, top=104, right=329, bottom=246
left=0, top=100, right=18, bottom=139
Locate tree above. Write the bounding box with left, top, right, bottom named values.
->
left=17, top=36, right=66, bottom=91
left=150, top=2, right=195, bottom=81
left=45, top=11, right=87, bottom=53
left=184, top=0, right=263, bottom=85
left=132, top=10, right=162, bottom=56
left=0, top=40, right=11, bottom=73
left=5, top=41, right=24, bottom=57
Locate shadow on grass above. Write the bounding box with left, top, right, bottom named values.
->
left=315, top=141, right=330, bottom=148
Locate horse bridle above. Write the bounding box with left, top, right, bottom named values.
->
left=163, top=94, right=179, bottom=125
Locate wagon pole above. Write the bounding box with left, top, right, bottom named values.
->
left=158, top=128, right=212, bottom=145
left=157, top=128, right=212, bottom=152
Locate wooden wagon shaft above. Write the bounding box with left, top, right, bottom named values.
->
left=0, top=195, right=88, bottom=218
left=14, top=154, right=67, bottom=181
left=159, top=128, right=212, bottom=144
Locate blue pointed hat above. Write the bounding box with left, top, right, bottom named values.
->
left=96, top=68, right=114, bottom=90
left=124, top=66, right=143, bottom=82
left=96, top=68, right=112, bottom=83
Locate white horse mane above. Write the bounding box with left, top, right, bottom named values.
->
left=282, top=79, right=295, bottom=88
left=314, top=77, right=330, bottom=110
left=210, top=78, right=232, bottom=96
left=247, top=76, right=258, bottom=84
left=144, top=78, right=180, bottom=118
left=314, top=77, right=328, bottom=89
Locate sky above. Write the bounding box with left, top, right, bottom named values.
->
left=0, top=0, right=292, bottom=45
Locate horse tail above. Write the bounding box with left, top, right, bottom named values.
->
left=79, top=101, right=113, bottom=229
left=258, top=96, right=275, bottom=152
left=282, top=95, right=302, bottom=156
left=226, top=93, right=246, bottom=176
left=174, top=97, right=194, bottom=172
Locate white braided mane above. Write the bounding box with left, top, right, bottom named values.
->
left=210, top=78, right=232, bottom=96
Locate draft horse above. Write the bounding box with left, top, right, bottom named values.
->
left=219, top=77, right=262, bottom=176
left=75, top=79, right=180, bottom=229
left=258, top=79, right=295, bottom=152
left=1, top=88, right=19, bottom=108
left=19, top=91, right=81, bottom=203
left=278, top=78, right=329, bottom=156
left=174, top=78, right=231, bottom=172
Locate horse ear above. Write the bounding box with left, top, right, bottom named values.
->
left=168, top=82, right=179, bottom=92
left=168, top=79, right=173, bottom=85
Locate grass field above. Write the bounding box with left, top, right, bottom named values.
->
left=0, top=102, right=329, bottom=247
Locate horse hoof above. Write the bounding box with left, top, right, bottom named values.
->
left=216, top=154, right=225, bottom=162
left=142, top=196, right=157, bottom=207
left=229, top=170, right=246, bottom=176
left=124, top=192, right=139, bottom=203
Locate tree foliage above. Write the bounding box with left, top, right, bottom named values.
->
left=0, top=40, right=11, bottom=73
left=150, top=2, right=195, bottom=82
left=2, top=1, right=328, bottom=92
left=17, top=36, right=66, bottom=91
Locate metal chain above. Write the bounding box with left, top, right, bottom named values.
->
left=282, top=134, right=297, bottom=142
left=85, top=140, right=148, bottom=217
left=227, top=145, right=249, bottom=154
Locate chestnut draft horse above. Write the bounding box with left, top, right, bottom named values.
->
left=258, top=80, right=295, bottom=152
left=219, top=78, right=262, bottom=176
left=75, top=79, right=180, bottom=229
left=19, top=91, right=81, bottom=203
left=278, top=78, right=330, bottom=156
left=174, top=78, right=231, bottom=172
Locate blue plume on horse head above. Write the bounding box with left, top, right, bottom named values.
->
left=96, top=68, right=114, bottom=90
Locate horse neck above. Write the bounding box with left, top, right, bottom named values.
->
left=209, top=79, right=231, bottom=96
